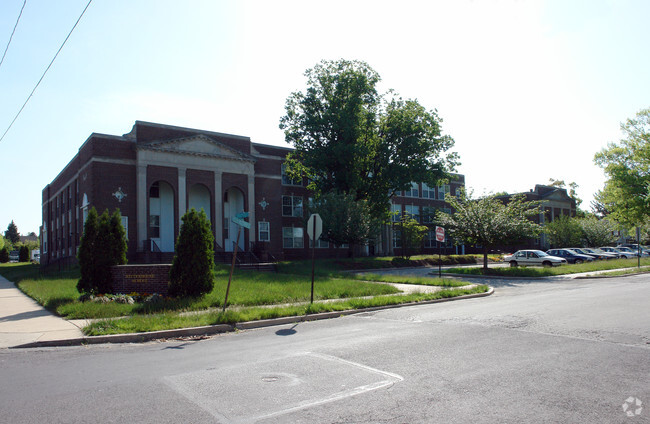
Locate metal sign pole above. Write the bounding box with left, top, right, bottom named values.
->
left=311, top=218, right=316, bottom=304
left=223, top=226, right=241, bottom=313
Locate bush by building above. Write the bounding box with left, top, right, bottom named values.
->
left=169, top=208, right=215, bottom=297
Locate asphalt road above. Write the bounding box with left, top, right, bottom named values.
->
left=1, top=274, right=648, bottom=423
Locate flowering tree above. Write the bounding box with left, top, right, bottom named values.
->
left=579, top=216, right=618, bottom=247
left=437, top=190, right=543, bottom=270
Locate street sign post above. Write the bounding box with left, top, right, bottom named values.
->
left=307, top=213, right=323, bottom=303
left=224, top=211, right=250, bottom=313
left=435, top=226, right=445, bottom=277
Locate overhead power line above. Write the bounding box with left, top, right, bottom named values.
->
left=0, top=0, right=93, bottom=143
left=0, top=0, right=27, bottom=70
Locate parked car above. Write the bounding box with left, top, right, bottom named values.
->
left=575, top=247, right=618, bottom=260
left=615, top=246, right=642, bottom=257
left=599, top=246, right=635, bottom=258
left=547, top=249, right=594, bottom=264
left=503, top=250, right=567, bottom=267
left=617, top=245, right=649, bottom=256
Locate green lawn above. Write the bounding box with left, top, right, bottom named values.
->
left=446, top=258, right=650, bottom=278
left=0, top=260, right=487, bottom=336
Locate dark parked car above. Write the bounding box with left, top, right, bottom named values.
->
left=575, top=247, right=617, bottom=260
left=546, top=249, right=594, bottom=264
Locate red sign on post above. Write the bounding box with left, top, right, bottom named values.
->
left=435, top=226, right=445, bottom=242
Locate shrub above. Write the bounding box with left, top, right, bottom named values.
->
left=18, top=245, right=29, bottom=262
left=0, top=246, right=9, bottom=263
left=77, top=208, right=127, bottom=294
left=169, top=208, right=215, bottom=297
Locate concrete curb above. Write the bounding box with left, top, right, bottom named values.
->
left=11, top=287, right=494, bottom=349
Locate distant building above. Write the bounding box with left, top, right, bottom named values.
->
left=41, top=121, right=464, bottom=267
left=495, top=184, right=577, bottom=250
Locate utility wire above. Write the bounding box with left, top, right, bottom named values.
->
left=0, top=0, right=92, bottom=143
left=0, top=0, right=27, bottom=70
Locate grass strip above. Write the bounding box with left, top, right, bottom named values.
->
left=83, top=285, right=489, bottom=336
left=446, top=258, right=650, bottom=277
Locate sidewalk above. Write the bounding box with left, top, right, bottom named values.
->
left=0, top=274, right=84, bottom=348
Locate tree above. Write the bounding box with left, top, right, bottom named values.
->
left=4, top=221, right=19, bottom=244
left=169, top=209, right=215, bottom=297
left=18, top=245, right=29, bottom=262
left=0, top=246, right=8, bottom=263
left=398, top=215, right=428, bottom=260
left=77, top=208, right=100, bottom=294
left=77, top=208, right=127, bottom=295
left=580, top=216, right=618, bottom=247
left=437, top=190, right=543, bottom=270
left=544, top=215, right=583, bottom=248
left=594, top=107, right=650, bottom=227
left=306, top=192, right=378, bottom=257
left=548, top=178, right=583, bottom=210
left=280, top=59, right=458, bottom=221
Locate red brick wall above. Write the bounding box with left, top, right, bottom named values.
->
left=111, top=264, right=171, bottom=295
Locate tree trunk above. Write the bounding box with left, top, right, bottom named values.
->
left=483, top=246, right=489, bottom=271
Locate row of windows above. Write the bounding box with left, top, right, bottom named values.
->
left=392, top=229, right=453, bottom=248
left=391, top=204, right=452, bottom=223
left=402, top=183, right=450, bottom=200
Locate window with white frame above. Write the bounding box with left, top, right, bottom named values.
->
left=424, top=230, right=436, bottom=248
left=421, top=206, right=436, bottom=224
left=391, top=203, right=401, bottom=222
left=258, top=221, right=270, bottom=242
left=121, top=216, right=128, bottom=240
left=309, top=236, right=329, bottom=248
left=422, top=183, right=435, bottom=199
left=404, top=182, right=419, bottom=197
left=282, top=196, right=303, bottom=217
left=392, top=229, right=401, bottom=248
left=283, top=227, right=304, bottom=248
left=404, top=204, right=420, bottom=222
left=281, top=164, right=302, bottom=186
left=437, top=184, right=450, bottom=200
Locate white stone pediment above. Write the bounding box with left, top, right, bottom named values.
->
left=138, top=135, right=255, bottom=163
left=542, top=190, right=571, bottom=201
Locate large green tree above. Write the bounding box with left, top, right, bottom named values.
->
left=437, top=191, right=543, bottom=270
left=305, top=192, right=377, bottom=256
left=280, top=59, right=458, bottom=220
left=4, top=220, right=19, bottom=244
left=594, top=107, right=650, bottom=227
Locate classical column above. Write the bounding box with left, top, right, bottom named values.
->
left=136, top=164, right=147, bottom=251
left=178, top=168, right=187, bottom=216
left=248, top=174, right=256, bottom=244
left=214, top=172, right=223, bottom=249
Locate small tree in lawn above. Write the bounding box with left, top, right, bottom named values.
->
left=580, top=216, right=618, bottom=247
left=77, top=208, right=127, bottom=295
left=399, top=214, right=428, bottom=259
left=0, top=246, right=9, bottom=263
left=77, top=208, right=100, bottom=294
left=169, top=209, right=215, bottom=297
left=18, top=245, right=29, bottom=262
left=438, top=190, right=543, bottom=271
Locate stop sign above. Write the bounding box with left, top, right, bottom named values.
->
left=435, top=226, right=445, bottom=242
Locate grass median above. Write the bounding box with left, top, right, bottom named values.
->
left=0, top=261, right=485, bottom=336
left=446, top=258, right=650, bottom=278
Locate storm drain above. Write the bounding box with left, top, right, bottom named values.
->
left=165, top=352, right=403, bottom=423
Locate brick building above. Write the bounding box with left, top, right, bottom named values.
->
left=494, top=184, right=577, bottom=251
left=41, top=121, right=464, bottom=267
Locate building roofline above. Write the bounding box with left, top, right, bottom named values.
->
left=132, top=120, right=251, bottom=142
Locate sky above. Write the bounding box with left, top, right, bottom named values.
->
left=1, top=0, right=649, bottom=235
